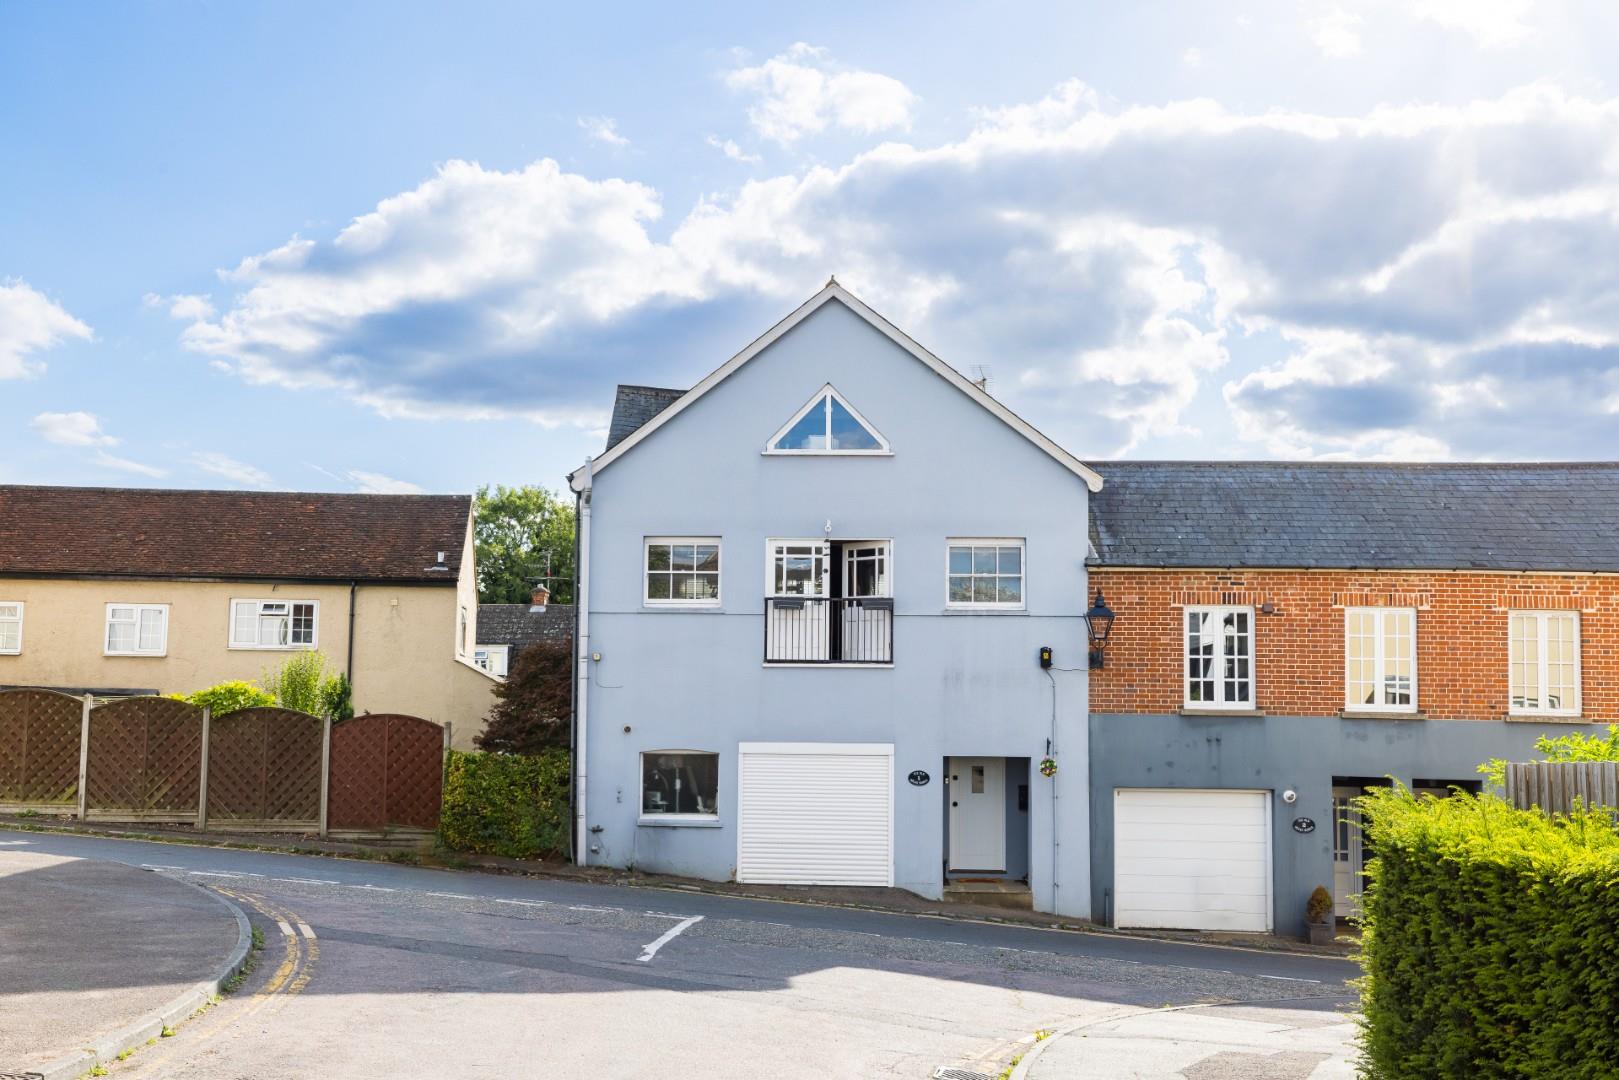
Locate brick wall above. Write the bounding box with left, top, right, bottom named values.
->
left=1089, top=569, right=1619, bottom=721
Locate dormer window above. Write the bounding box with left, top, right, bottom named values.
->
left=766, top=384, right=890, bottom=455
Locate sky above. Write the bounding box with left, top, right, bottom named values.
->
left=4, top=0, right=1619, bottom=496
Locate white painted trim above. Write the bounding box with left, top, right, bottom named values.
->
left=643, top=536, right=722, bottom=608
left=0, top=600, right=22, bottom=655
left=569, top=282, right=1103, bottom=492
left=226, top=597, right=321, bottom=651
left=1181, top=605, right=1256, bottom=710
left=944, top=538, right=1027, bottom=611
left=103, top=602, right=169, bottom=657
left=764, top=382, right=891, bottom=455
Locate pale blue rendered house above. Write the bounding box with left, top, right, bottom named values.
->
left=567, top=281, right=1100, bottom=917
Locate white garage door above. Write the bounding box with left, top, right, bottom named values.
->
left=1114, top=788, right=1272, bottom=932
left=737, top=742, right=893, bottom=886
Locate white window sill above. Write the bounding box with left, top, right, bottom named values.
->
left=1505, top=713, right=1592, bottom=724
left=0, top=650, right=19, bottom=656
left=1180, top=707, right=1264, bottom=717
left=104, top=651, right=167, bottom=659
left=637, top=815, right=722, bottom=828
left=1342, top=709, right=1425, bottom=721
left=228, top=644, right=317, bottom=652
left=761, top=451, right=895, bottom=457
left=763, top=663, right=894, bottom=669
left=941, top=607, right=1027, bottom=616
left=641, top=605, right=725, bottom=613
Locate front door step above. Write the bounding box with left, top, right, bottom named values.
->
left=943, top=879, right=1033, bottom=910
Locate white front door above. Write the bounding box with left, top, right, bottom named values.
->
left=1332, top=786, right=1364, bottom=919
left=947, top=756, right=1006, bottom=872
left=766, top=541, right=829, bottom=661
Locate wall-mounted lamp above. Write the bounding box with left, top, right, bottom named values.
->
left=1084, top=589, right=1116, bottom=669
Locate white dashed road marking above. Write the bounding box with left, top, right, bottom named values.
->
left=297, top=922, right=316, bottom=939
left=276, top=919, right=295, bottom=937
left=0, top=839, right=32, bottom=845
left=638, top=915, right=703, bottom=963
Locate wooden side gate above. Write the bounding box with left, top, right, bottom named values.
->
left=0, top=688, right=84, bottom=811
left=205, top=707, right=326, bottom=830
left=327, top=713, right=448, bottom=834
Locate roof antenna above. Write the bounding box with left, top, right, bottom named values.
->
left=826, top=274, right=838, bottom=288
left=972, top=364, right=993, bottom=393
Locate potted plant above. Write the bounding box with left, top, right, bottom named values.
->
left=1305, top=885, right=1336, bottom=945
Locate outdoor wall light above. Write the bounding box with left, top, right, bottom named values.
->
left=1084, top=589, right=1116, bottom=669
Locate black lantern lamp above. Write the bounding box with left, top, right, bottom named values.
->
left=1084, top=589, right=1116, bottom=669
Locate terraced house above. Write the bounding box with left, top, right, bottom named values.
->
left=0, top=486, right=497, bottom=748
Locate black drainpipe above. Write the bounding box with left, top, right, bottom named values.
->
left=346, top=580, right=358, bottom=687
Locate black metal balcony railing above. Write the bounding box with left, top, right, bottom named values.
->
left=764, top=596, right=893, bottom=664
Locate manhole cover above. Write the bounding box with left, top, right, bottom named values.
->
left=1, top=1072, right=46, bottom=1080
left=933, top=1069, right=995, bottom=1080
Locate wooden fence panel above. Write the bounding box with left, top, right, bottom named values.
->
left=206, top=707, right=323, bottom=829
left=328, top=713, right=445, bottom=832
left=1505, top=761, right=1619, bottom=817
left=0, top=688, right=83, bottom=809
left=85, top=697, right=203, bottom=821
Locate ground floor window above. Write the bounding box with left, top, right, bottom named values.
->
left=641, top=751, right=719, bottom=819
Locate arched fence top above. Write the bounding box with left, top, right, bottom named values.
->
left=333, top=712, right=447, bottom=733
left=212, top=705, right=326, bottom=728
left=0, top=686, right=89, bottom=706
left=90, top=695, right=205, bottom=722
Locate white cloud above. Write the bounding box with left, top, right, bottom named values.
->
left=31, top=411, right=117, bottom=447
left=1414, top=0, right=1533, bottom=48
left=192, top=451, right=272, bottom=487
left=93, top=450, right=167, bottom=478
left=578, top=115, right=629, bottom=148
left=706, top=134, right=761, bottom=164
left=0, top=280, right=91, bottom=378
left=348, top=469, right=424, bottom=494
left=1312, top=8, right=1363, bottom=57
left=145, top=291, right=216, bottom=320
left=724, top=43, right=917, bottom=144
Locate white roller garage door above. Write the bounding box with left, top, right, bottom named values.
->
left=1114, top=788, right=1272, bottom=932
left=737, top=742, right=893, bottom=886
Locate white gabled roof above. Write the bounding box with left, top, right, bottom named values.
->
left=569, top=280, right=1104, bottom=493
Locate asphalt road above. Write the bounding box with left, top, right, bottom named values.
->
left=3, top=831, right=1358, bottom=1079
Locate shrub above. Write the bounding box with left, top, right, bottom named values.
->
left=263, top=652, right=329, bottom=715
left=1305, top=885, right=1332, bottom=923
left=475, top=641, right=571, bottom=755
left=319, top=672, right=354, bottom=723
left=1357, top=785, right=1619, bottom=1078
left=166, top=680, right=274, bottom=716
left=439, top=748, right=569, bottom=859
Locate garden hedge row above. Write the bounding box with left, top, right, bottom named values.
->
left=1358, top=786, right=1619, bottom=1078
left=439, top=748, right=569, bottom=860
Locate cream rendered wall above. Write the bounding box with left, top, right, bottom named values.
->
left=0, top=576, right=496, bottom=749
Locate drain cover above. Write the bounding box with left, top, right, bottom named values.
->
left=933, top=1069, right=995, bottom=1080
left=0, top=1072, right=46, bottom=1080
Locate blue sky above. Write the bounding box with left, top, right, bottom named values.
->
left=4, top=1, right=1618, bottom=495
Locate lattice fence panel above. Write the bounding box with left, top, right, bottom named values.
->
left=0, top=689, right=83, bottom=805
left=328, top=713, right=444, bottom=831
left=86, top=697, right=203, bottom=817
left=207, top=707, right=322, bottom=824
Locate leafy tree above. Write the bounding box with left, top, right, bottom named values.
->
left=475, top=640, right=572, bottom=755
left=474, top=484, right=575, bottom=604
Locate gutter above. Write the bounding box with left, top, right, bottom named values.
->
left=573, top=456, right=593, bottom=867
left=346, top=580, right=357, bottom=685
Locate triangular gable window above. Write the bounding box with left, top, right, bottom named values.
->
left=766, top=385, right=890, bottom=454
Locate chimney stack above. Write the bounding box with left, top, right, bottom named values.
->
left=529, top=584, right=550, bottom=613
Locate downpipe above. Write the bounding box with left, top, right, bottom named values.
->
left=573, top=457, right=593, bottom=866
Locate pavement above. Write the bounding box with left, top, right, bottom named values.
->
left=0, top=830, right=1360, bottom=1079
left=0, top=847, right=244, bottom=1078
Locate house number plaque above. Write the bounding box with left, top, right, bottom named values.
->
left=1292, top=817, right=1316, bottom=834
left=908, top=770, right=930, bottom=786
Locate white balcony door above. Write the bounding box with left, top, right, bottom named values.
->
left=767, top=541, right=829, bottom=661
left=841, top=542, right=890, bottom=663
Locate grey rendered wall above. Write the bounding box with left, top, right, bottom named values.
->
left=1089, top=713, right=1586, bottom=936
left=583, top=299, right=1093, bottom=917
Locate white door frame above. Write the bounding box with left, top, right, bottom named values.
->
left=1332, top=785, right=1365, bottom=919
left=947, top=756, right=1007, bottom=872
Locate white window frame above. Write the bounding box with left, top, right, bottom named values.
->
left=945, top=538, right=1026, bottom=610
left=228, top=598, right=319, bottom=651
left=638, top=749, right=721, bottom=825
left=473, top=644, right=510, bottom=677
left=1343, top=607, right=1418, bottom=714
left=1183, top=605, right=1255, bottom=710
left=644, top=537, right=722, bottom=608
left=0, top=601, right=22, bottom=655
left=764, top=383, right=891, bottom=456
left=104, top=603, right=169, bottom=657
left=1509, top=610, right=1582, bottom=717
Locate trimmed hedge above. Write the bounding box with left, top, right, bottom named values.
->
left=439, top=748, right=570, bottom=860
left=1358, top=786, right=1619, bottom=1078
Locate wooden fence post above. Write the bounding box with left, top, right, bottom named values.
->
left=76, top=694, right=91, bottom=821
left=318, top=715, right=332, bottom=838
left=197, top=706, right=211, bottom=832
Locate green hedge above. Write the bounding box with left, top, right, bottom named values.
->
left=439, top=748, right=570, bottom=860
left=1358, top=786, right=1619, bottom=1078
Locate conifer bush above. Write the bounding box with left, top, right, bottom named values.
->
left=438, top=748, right=569, bottom=859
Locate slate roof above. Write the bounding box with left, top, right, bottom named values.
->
left=606, top=385, right=685, bottom=450
left=476, top=603, right=575, bottom=650
left=0, top=485, right=471, bottom=582
left=1088, top=462, right=1619, bottom=572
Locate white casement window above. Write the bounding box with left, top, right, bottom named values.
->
left=1510, top=611, right=1581, bottom=716
left=645, top=538, right=721, bottom=606
left=105, top=603, right=168, bottom=656
left=946, top=539, right=1025, bottom=608
left=765, top=384, right=890, bottom=454
left=1184, top=606, right=1253, bottom=709
left=229, top=599, right=318, bottom=649
left=0, top=602, right=22, bottom=654
left=473, top=645, right=510, bottom=677
left=641, top=750, right=720, bottom=820
left=1344, top=608, right=1417, bottom=712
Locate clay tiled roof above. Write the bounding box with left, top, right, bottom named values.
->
left=0, top=485, right=471, bottom=583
